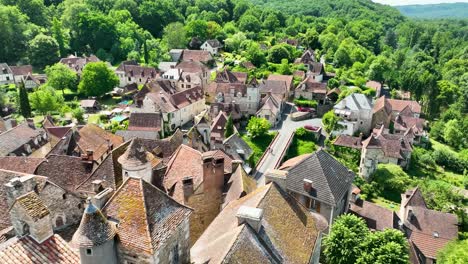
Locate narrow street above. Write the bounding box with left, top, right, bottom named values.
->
left=254, top=114, right=323, bottom=186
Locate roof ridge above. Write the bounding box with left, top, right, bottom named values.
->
left=75, top=152, right=114, bottom=190
left=139, top=178, right=155, bottom=254
left=314, top=151, right=337, bottom=204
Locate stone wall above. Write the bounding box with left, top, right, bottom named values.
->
left=154, top=218, right=191, bottom=264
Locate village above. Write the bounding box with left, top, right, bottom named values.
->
left=0, top=34, right=464, bottom=264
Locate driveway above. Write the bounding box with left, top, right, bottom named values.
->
left=254, top=115, right=323, bottom=186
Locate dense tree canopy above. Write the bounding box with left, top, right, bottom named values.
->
left=78, top=62, right=119, bottom=97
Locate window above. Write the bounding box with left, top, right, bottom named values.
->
left=128, top=77, right=131, bottom=81
left=172, top=244, right=179, bottom=264
left=86, top=249, right=93, bottom=256
left=55, top=216, right=64, bottom=227
left=62, top=193, right=67, bottom=200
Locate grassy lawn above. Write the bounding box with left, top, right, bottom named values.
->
left=87, top=114, right=102, bottom=124
left=371, top=197, right=400, bottom=212
left=285, top=132, right=317, bottom=160
left=242, top=132, right=277, bottom=166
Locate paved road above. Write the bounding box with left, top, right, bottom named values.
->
left=254, top=114, right=323, bottom=186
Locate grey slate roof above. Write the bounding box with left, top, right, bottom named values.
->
left=72, top=201, right=117, bottom=247
left=284, top=149, right=355, bottom=206
left=116, top=130, right=159, bottom=141
left=334, top=93, right=373, bottom=111
left=223, top=133, right=253, bottom=161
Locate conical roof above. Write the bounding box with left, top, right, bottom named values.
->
left=117, top=138, right=148, bottom=167
left=72, top=200, right=117, bottom=248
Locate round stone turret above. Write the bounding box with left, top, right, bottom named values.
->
left=72, top=199, right=117, bottom=264
left=118, top=138, right=153, bottom=182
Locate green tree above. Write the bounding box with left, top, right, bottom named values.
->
left=224, top=32, right=247, bottom=52
left=137, top=0, right=183, bottom=37
left=324, top=214, right=369, bottom=264
left=245, top=42, right=267, bottom=67
left=371, top=163, right=413, bottom=202
left=72, top=107, right=85, bottom=123
left=303, top=28, right=320, bottom=49
left=163, top=22, right=187, bottom=49
left=263, top=13, right=280, bottom=32
left=185, top=20, right=209, bottom=41
left=247, top=117, right=271, bottom=138
left=29, top=34, right=60, bottom=69
left=45, top=63, right=78, bottom=96
left=18, top=82, right=31, bottom=118
left=322, top=110, right=342, bottom=134
left=238, top=14, right=261, bottom=32
left=3, top=0, right=48, bottom=26
left=367, top=55, right=393, bottom=84
left=443, top=119, right=464, bottom=150
left=437, top=239, right=468, bottom=263
left=0, top=5, right=29, bottom=63
left=51, top=18, right=69, bottom=58
left=357, top=229, right=409, bottom=264
left=278, top=59, right=291, bottom=75
left=29, top=86, right=64, bottom=115
left=268, top=44, right=291, bottom=63
left=78, top=62, right=119, bottom=97
left=224, top=115, right=234, bottom=138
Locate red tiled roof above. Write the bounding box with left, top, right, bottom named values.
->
left=10, top=65, right=32, bottom=76
left=164, top=145, right=203, bottom=204
left=128, top=113, right=161, bottom=132
left=333, top=135, right=362, bottom=149
left=0, top=234, right=80, bottom=263
left=373, top=96, right=421, bottom=115
left=0, top=157, right=45, bottom=174
left=181, top=50, right=213, bottom=63
left=75, top=124, right=124, bottom=162
left=103, top=177, right=191, bottom=254
left=349, top=200, right=398, bottom=231
left=267, top=74, right=293, bottom=89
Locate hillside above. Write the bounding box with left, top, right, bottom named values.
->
left=396, top=3, right=468, bottom=19
left=249, top=0, right=405, bottom=26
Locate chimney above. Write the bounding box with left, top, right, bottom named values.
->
left=265, top=169, right=287, bottom=190
left=202, top=154, right=225, bottom=189
left=231, top=160, right=243, bottom=173
left=92, top=188, right=114, bottom=209
left=26, top=118, right=35, bottom=129
left=303, top=179, right=313, bottom=193
left=236, top=206, right=263, bottom=232
left=91, top=180, right=104, bottom=193
left=86, top=149, right=94, bottom=161
left=4, top=175, right=38, bottom=206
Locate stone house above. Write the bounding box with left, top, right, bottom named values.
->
left=0, top=176, right=80, bottom=262
left=139, top=85, right=205, bottom=132
left=0, top=63, right=14, bottom=85
left=80, top=99, right=100, bottom=112
left=256, top=93, right=283, bottom=127
left=0, top=120, right=49, bottom=157
left=267, top=74, right=294, bottom=92
left=221, top=133, right=253, bottom=172
left=0, top=170, right=83, bottom=236
left=295, top=75, right=328, bottom=104
left=366, top=80, right=383, bottom=97
left=59, top=54, right=100, bottom=75
left=359, top=125, right=413, bottom=179
left=372, top=95, right=422, bottom=129
left=209, top=111, right=238, bottom=148
left=201, top=39, right=223, bottom=55
left=163, top=145, right=228, bottom=244
left=175, top=60, right=210, bottom=88
left=191, top=182, right=328, bottom=264
left=10, top=65, right=32, bottom=83
left=206, top=69, right=260, bottom=116
left=180, top=49, right=215, bottom=66
left=399, top=188, right=459, bottom=264
left=115, top=60, right=158, bottom=87
left=259, top=79, right=290, bottom=100
left=307, top=62, right=325, bottom=83
left=266, top=149, right=355, bottom=229
left=295, top=49, right=316, bottom=65
left=333, top=93, right=373, bottom=136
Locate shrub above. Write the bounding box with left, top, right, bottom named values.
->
left=293, top=98, right=318, bottom=108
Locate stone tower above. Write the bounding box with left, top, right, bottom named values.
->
left=5, top=176, right=54, bottom=243
left=72, top=199, right=118, bottom=264
left=117, top=138, right=153, bottom=182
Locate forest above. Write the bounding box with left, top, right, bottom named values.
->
left=0, top=0, right=467, bottom=261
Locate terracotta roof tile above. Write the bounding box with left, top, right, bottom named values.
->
left=0, top=157, right=45, bottom=174
left=0, top=234, right=79, bottom=263
left=10, top=65, right=32, bottom=76
left=180, top=50, right=213, bottom=64
left=75, top=124, right=124, bottom=162
left=223, top=165, right=256, bottom=208
left=103, top=177, right=192, bottom=254
left=164, top=145, right=204, bottom=204
left=0, top=122, right=46, bottom=156
left=349, top=200, right=398, bottom=231
left=128, top=113, right=161, bottom=132
left=333, top=135, right=362, bottom=149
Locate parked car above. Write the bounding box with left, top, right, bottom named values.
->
left=304, top=125, right=320, bottom=132
left=297, top=106, right=316, bottom=113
